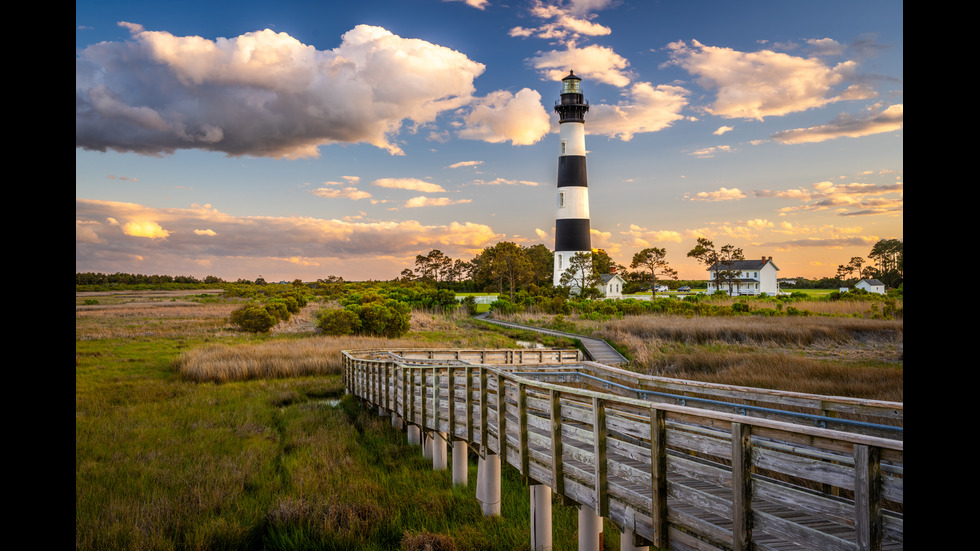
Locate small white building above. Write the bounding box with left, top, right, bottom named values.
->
left=706, top=257, right=780, bottom=296
left=599, top=272, right=626, bottom=299
left=855, top=278, right=886, bottom=294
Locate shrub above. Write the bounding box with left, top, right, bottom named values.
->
left=316, top=308, right=362, bottom=335
left=229, top=305, right=278, bottom=333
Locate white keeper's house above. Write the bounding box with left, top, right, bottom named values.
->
left=599, top=270, right=626, bottom=299
left=706, top=257, right=780, bottom=296
left=855, top=278, right=886, bottom=294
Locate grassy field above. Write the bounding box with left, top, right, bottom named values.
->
left=76, top=289, right=902, bottom=550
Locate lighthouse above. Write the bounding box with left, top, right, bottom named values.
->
left=552, top=70, right=592, bottom=288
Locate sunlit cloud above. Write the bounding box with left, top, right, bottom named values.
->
left=76, top=200, right=502, bottom=274
left=588, top=82, right=690, bottom=140
left=123, top=221, right=170, bottom=238
left=689, top=187, right=745, bottom=201
left=372, top=178, right=446, bottom=193
left=444, top=0, right=489, bottom=9
left=754, top=180, right=903, bottom=216
left=448, top=160, right=484, bottom=168
left=404, top=196, right=472, bottom=208
left=528, top=41, right=631, bottom=87
left=771, top=104, right=903, bottom=144
left=310, top=186, right=373, bottom=200
left=457, top=88, right=551, bottom=145
left=665, top=39, right=870, bottom=120
left=76, top=23, right=487, bottom=157
left=472, top=178, right=539, bottom=186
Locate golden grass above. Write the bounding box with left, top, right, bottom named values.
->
left=173, top=335, right=437, bottom=382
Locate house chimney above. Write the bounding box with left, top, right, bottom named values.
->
left=609, top=266, right=616, bottom=274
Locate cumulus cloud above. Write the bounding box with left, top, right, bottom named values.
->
left=771, top=104, right=903, bottom=144
left=457, top=88, right=551, bottom=145
left=76, top=23, right=486, bottom=158
left=665, top=39, right=866, bottom=120
left=529, top=41, right=631, bottom=87
left=587, top=82, right=690, bottom=140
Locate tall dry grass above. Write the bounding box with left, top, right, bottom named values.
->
left=174, top=335, right=442, bottom=382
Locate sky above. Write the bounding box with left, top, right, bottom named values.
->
left=76, top=0, right=903, bottom=283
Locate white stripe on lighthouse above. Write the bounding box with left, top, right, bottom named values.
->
left=557, top=186, right=589, bottom=219
left=559, top=122, right=586, bottom=156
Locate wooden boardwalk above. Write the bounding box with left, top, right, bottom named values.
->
left=343, top=348, right=903, bottom=551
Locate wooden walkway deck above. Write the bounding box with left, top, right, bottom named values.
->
left=343, top=348, right=903, bottom=551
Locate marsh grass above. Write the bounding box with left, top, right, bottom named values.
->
left=496, top=310, right=903, bottom=401
left=77, top=290, right=903, bottom=550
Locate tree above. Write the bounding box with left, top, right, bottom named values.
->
left=867, top=239, right=903, bottom=287
left=630, top=247, right=678, bottom=297
left=560, top=251, right=601, bottom=297
left=687, top=237, right=744, bottom=295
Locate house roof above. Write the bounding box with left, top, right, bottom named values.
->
left=708, top=258, right=779, bottom=272
left=600, top=273, right=625, bottom=283
left=857, top=278, right=885, bottom=286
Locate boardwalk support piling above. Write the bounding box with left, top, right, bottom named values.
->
left=530, top=484, right=552, bottom=550
left=578, top=504, right=602, bottom=551
left=433, top=432, right=448, bottom=471
left=452, top=440, right=468, bottom=486
left=476, top=451, right=501, bottom=516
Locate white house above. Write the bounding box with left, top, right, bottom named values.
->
left=855, top=279, right=886, bottom=294
left=599, top=272, right=626, bottom=299
left=706, top=256, right=780, bottom=296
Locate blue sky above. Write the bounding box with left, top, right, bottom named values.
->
left=76, top=0, right=903, bottom=282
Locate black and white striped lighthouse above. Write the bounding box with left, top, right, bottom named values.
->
left=552, top=70, right=592, bottom=287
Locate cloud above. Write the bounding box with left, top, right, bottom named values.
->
left=448, top=160, right=484, bottom=168
left=76, top=199, right=501, bottom=270
left=587, top=82, right=690, bottom=140
left=689, top=187, right=746, bottom=202
left=310, top=186, right=373, bottom=200
left=76, top=23, right=486, bottom=158
left=372, top=178, right=446, bottom=193
left=771, top=104, right=903, bottom=144
left=665, top=39, right=866, bottom=120
left=404, top=196, right=473, bottom=208
left=528, top=42, right=631, bottom=87
left=457, top=88, right=551, bottom=145
left=472, top=178, right=539, bottom=186
left=754, top=179, right=903, bottom=216
left=123, top=221, right=170, bottom=238
left=444, top=0, right=489, bottom=9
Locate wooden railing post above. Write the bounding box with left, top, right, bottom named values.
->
left=480, top=367, right=488, bottom=452
left=497, top=372, right=507, bottom=462
left=465, top=366, right=474, bottom=444
left=518, top=382, right=529, bottom=479
left=593, top=396, right=608, bottom=517
left=732, top=422, right=753, bottom=551
left=855, top=444, right=883, bottom=551
left=550, top=390, right=564, bottom=497
left=650, top=407, right=667, bottom=549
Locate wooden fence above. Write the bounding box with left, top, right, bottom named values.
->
left=342, top=348, right=903, bottom=551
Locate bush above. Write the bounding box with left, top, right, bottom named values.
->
left=316, top=308, right=362, bottom=335
left=229, top=305, right=278, bottom=333
left=319, top=299, right=412, bottom=338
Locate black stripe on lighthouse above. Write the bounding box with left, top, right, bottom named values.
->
left=557, top=156, right=588, bottom=187
left=555, top=219, right=591, bottom=251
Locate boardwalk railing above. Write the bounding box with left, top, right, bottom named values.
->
left=342, top=348, right=903, bottom=551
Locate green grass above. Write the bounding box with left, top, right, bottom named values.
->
left=76, top=299, right=627, bottom=550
